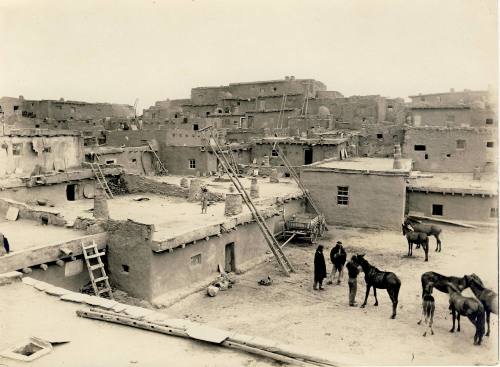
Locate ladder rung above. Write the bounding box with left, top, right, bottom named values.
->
left=98, top=287, right=112, bottom=294
left=94, top=276, right=109, bottom=283
left=89, top=264, right=104, bottom=271
left=86, top=252, right=105, bottom=259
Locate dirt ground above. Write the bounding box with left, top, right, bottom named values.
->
left=166, top=224, right=499, bottom=366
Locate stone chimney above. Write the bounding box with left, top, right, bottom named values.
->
left=93, top=184, right=109, bottom=220
left=262, top=155, right=270, bottom=166
left=250, top=177, right=260, bottom=199
left=225, top=186, right=243, bottom=216
left=393, top=144, right=403, bottom=169
left=269, top=168, right=280, bottom=183
left=188, top=179, right=203, bottom=201
left=473, top=166, right=481, bottom=180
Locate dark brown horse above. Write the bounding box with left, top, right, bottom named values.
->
left=421, top=271, right=468, bottom=297
left=465, top=274, right=498, bottom=337
left=404, top=218, right=442, bottom=252
left=353, top=254, right=401, bottom=319
left=447, top=283, right=485, bottom=345
left=402, top=224, right=429, bottom=261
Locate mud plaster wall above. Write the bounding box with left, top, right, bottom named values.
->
left=0, top=198, right=67, bottom=226
left=358, top=126, right=405, bottom=157
left=402, top=128, right=497, bottom=173
left=150, top=200, right=303, bottom=299
left=0, top=136, right=83, bottom=176
left=122, top=174, right=188, bottom=198
left=302, top=170, right=407, bottom=230
left=251, top=144, right=342, bottom=167
left=106, top=220, right=154, bottom=300
left=97, top=151, right=155, bottom=175
left=161, top=146, right=217, bottom=176
left=28, top=261, right=90, bottom=291
left=105, top=130, right=160, bottom=147
left=407, top=191, right=498, bottom=222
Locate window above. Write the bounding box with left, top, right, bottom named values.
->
left=206, top=112, right=210, bottom=116
left=191, top=254, right=202, bottom=266
left=424, top=154, right=429, bottom=160
left=273, top=87, right=277, bottom=92
left=174, top=113, right=178, bottom=118
left=131, top=158, right=137, bottom=163
left=122, top=264, right=130, bottom=273
left=183, top=117, right=188, bottom=123
left=486, top=141, right=494, bottom=148
left=237, top=101, right=240, bottom=106
left=337, top=186, right=349, bottom=206
left=189, top=159, right=196, bottom=169
left=376, top=133, right=383, bottom=139
left=43, top=147, right=51, bottom=153
left=456, top=140, right=466, bottom=149
left=193, top=124, right=199, bottom=131
left=486, top=118, right=493, bottom=125
left=271, top=149, right=278, bottom=157
left=387, top=104, right=394, bottom=110
left=218, top=109, right=222, bottom=114
left=12, top=143, right=22, bottom=155
left=490, top=208, right=498, bottom=218
left=105, top=159, right=116, bottom=164
left=414, top=145, right=426, bottom=151
left=432, top=204, right=443, bottom=216
left=224, top=107, right=230, bottom=113
left=13, top=105, right=19, bottom=111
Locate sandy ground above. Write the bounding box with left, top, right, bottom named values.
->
left=0, top=283, right=272, bottom=367
left=0, top=219, right=86, bottom=251
left=166, top=224, right=499, bottom=366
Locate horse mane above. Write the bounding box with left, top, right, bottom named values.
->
left=469, top=274, right=485, bottom=290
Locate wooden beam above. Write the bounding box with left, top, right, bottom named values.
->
left=0, top=232, right=107, bottom=274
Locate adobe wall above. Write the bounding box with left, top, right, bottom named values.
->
left=28, top=260, right=90, bottom=291
left=358, top=125, right=405, bottom=157
left=302, top=170, right=407, bottom=230
left=402, top=127, right=497, bottom=173
left=105, top=130, right=160, bottom=147
left=407, top=191, right=498, bottom=222
left=149, top=200, right=304, bottom=299
left=0, top=135, right=83, bottom=176
left=106, top=220, right=154, bottom=300
left=97, top=151, right=155, bottom=175
left=122, top=174, right=188, bottom=198
left=160, top=146, right=217, bottom=176
left=410, top=108, right=472, bottom=127
left=251, top=143, right=342, bottom=167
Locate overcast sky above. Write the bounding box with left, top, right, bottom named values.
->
left=1, top=0, right=497, bottom=111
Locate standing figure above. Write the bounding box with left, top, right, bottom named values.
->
left=0, top=232, right=9, bottom=256
left=328, top=241, right=347, bottom=285
left=200, top=187, right=209, bottom=214
left=346, top=256, right=360, bottom=306
left=313, top=245, right=327, bottom=290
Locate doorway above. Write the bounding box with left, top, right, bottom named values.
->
left=225, top=243, right=235, bottom=272
left=66, top=184, right=78, bottom=201
left=304, top=148, right=313, bottom=165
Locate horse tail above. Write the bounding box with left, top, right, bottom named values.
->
left=476, top=306, right=486, bottom=336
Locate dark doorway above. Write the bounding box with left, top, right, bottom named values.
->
left=432, top=204, right=443, bottom=216
left=66, top=184, right=78, bottom=201
left=225, top=243, right=235, bottom=272
left=304, top=148, right=313, bottom=165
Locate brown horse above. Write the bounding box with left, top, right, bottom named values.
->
left=404, top=218, right=442, bottom=252
left=402, top=224, right=429, bottom=261
left=465, top=274, right=498, bottom=337
left=417, top=282, right=435, bottom=337
left=421, top=271, right=468, bottom=297
left=447, top=283, right=485, bottom=345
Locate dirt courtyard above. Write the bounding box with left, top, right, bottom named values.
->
left=166, top=224, right=498, bottom=366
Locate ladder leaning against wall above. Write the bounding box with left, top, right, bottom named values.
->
left=82, top=241, right=114, bottom=299
left=89, top=162, right=114, bottom=199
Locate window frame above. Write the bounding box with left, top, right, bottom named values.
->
left=188, top=159, right=196, bottom=169
left=337, top=186, right=349, bottom=206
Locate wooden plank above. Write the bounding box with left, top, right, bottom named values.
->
left=0, top=232, right=107, bottom=274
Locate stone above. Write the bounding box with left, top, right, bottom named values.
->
left=60, top=292, right=91, bottom=303
left=224, top=193, right=243, bottom=216
left=45, top=286, right=72, bottom=297
left=85, top=295, right=118, bottom=309
left=207, top=285, right=219, bottom=297
left=111, top=302, right=128, bottom=313
left=33, top=281, right=51, bottom=291
left=21, top=277, right=37, bottom=286
left=0, top=271, right=22, bottom=285
left=123, top=305, right=154, bottom=319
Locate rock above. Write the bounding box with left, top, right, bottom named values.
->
left=45, top=286, right=72, bottom=297
left=207, top=285, right=219, bottom=297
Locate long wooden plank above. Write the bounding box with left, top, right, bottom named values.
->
left=0, top=232, right=107, bottom=274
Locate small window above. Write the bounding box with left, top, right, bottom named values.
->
left=432, top=204, right=443, bottom=216
left=486, top=141, right=494, bottom=148
left=191, top=254, right=202, bottom=265
left=456, top=140, right=466, bottom=149
left=271, top=149, right=278, bottom=157
left=224, top=107, right=230, bottom=113
left=218, top=109, right=222, bottom=114
left=486, top=118, right=493, bottom=125
left=43, top=147, right=51, bottom=153
left=193, top=124, right=199, bottom=131
left=189, top=159, right=196, bottom=169
left=376, top=133, right=383, bottom=139
left=105, top=159, right=116, bottom=164
left=174, top=113, right=178, bottom=118
left=424, top=154, right=429, bottom=159
left=237, top=102, right=240, bottom=106
left=337, top=186, right=349, bottom=206
left=12, top=143, right=22, bottom=155
left=183, top=117, right=188, bottom=123
left=362, top=118, right=367, bottom=122
left=273, top=87, right=277, bottom=91
left=206, top=112, right=210, bottom=116
left=414, top=145, right=426, bottom=151
left=387, top=104, right=394, bottom=109
left=122, top=264, right=129, bottom=273
left=131, top=158, right=137, bottom=163
left=13, top=105, right=19, bottom=111
left=490, top=208, right=498, bottom=218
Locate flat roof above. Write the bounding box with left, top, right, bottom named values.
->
left=409, top=90, right=487, bottom=98
left=407, top=172, right=498, bottom=195
left=6, top=129, right=82, bottom=137
left=253, top=137, right=349, bottom=145
left=306, top=157, right=412, bottom=174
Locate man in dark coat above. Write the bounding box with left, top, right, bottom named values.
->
left=329, top=241, right=347, bottom=285
left=313, top=245, right=327, bottom=290
left=346, top=255, right=360, bottom=306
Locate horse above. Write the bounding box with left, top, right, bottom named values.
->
left=447, top=282, right=485, bottom=345
left=421, top=271, right=468, bottom=297
left=328, top=242, right=347, bottom=285
left=352, top=254, right=401, bottom=319
left=402, top=224, right=429, bottom=261
left=465, top=274, right=498, bottom=337
left=417, top=282, right=435, bottom=336
left=404, top=217, right=442, bottom=252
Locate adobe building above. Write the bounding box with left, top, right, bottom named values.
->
left=406, top=172, right=498, bottom=223
left=301, top=156, right=412, bottom=230
left=402, top=126, right=497, bottom=173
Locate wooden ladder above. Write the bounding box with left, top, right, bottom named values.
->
left=82, top=241, right=114, bottom=299
left=202, top=128, right=295, bottom=276
left=147, top=141, right=168, bottom=175
left=89, top=162, right=114, bottom=199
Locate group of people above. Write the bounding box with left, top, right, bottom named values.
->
left=313, top=241, right=361, bottom=306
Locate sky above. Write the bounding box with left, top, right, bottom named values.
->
left=0, top=0, right=498, bottom=112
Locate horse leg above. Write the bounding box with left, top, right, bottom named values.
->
left=457, top=313, right=461, bottom=332
left=373, top=287, right=378, bottom=306
left=423, top=239, right=429, bottom=262
left=450, top=308, right=456, bottom=332
left=418, top=303, right=424, bottom=325
left=486, top=310, right=491, bottom=336
left=361, top=284, right=370, bottom=308
left=430, top=306, right=435, bottom=335
left=407, top=240, right=412, bottom=257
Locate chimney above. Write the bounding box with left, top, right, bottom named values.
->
left=225, top=186, right=243, bottom=216
left=93, top=184, right=109, bottom=220
left=285, top=76, right=290, bottom=81
left=269, top=168, right=280, bottom=183
left=250, top=177, right=260, bottom=198
left=393, top=144, right=403, bottom=169
left=473, top=166, right=481, bottom=180
left=290, top=76, right=295, bottom=80
left=450, top=88, right=455, bottom=93
left=188, top=179, right=203, bottom=201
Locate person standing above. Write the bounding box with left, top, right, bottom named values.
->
left=200, top=187, right=209, bottom=214
left=329, top=241, right=346, bottom=285
left=346, top=256, right=360, bottom=306
left=313, top=245, right=327, bottom=290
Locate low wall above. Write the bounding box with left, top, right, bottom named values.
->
left=0, top=198, right=67, bottom=226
